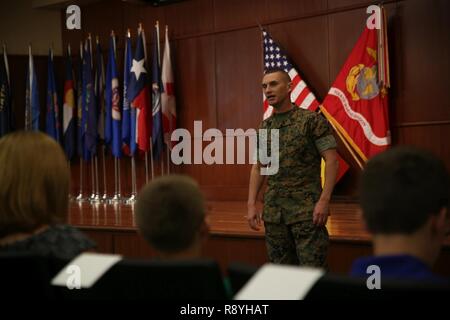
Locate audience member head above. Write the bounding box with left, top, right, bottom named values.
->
left=359, top=146, right=449, bottom=266
left=0, top=131, right=70, bottom=239
left=135, top=175, right=208, bottom=259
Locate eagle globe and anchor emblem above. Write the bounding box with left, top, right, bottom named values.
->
left=345, top=47, right=387, bottom=101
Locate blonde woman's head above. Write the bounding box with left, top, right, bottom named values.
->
left=0, top=131, right=70, bottom=238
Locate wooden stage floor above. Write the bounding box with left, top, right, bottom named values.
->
left=68, top=201, right=450, bottom=276
left=69, top=201, right=371, bottom=241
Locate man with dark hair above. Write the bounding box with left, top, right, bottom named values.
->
left=352, top=146, right=450, bottom=281
left=135, top=175, right=209, bottom=259
left=247, top=69, right=339, bottom=267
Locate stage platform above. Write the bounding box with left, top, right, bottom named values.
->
left=69, top=201, right=450, bottom=276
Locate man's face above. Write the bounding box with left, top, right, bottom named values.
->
left=262, top=71, right=291, bottom=108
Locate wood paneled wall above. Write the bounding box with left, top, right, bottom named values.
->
left=7, top=0, right=450, bottom=201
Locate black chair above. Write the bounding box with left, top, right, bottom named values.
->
left=54, top=258, right=228, bottom=300
left=1, top=252, right=56, bottom=299
left=305, top=273, right=450, bottom=299
left=227, top=262, right=259, bottom=296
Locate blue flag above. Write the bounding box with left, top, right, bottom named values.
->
left=122, top=32, right=135, bottom=156
left=104, top=36, right=113, bottom=148
left=46, top=49, right=60, bottom=142
left=25, top=46, right=40, bottom=131
left=95, top=39, right=105, bottom=142
left=63, top=45, right=76, bottom=160
left=110, top=39, right=121, bottom=158
left=106, top=33, right=122, bottom=158
left=0, top=46, right=12, bottom=137
left=151, top=24, right=164, bottom=160
left=83, top=39, right=97, bottom=158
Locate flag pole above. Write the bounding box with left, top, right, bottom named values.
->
left=100, top=35, right=108, bottom=202
left=68, top=161, right=74, bottom=201
left=112, top=157, right=123, bottom=203
left=25, top=43, right=32, bottom=131
left=95, top=155, right=101, bottom=201
left=156, top=21, right=164, bottom=176
left=76, top=158, right=85, bottom=201
left=102, top=145, right=108, bottom=201
left=319, top=105, right=364, bottom=169
left=145, top=151, right=149, bottom=183
left=90, top=156, right=96, bottom=202
left=150, top=145, right=154, bottom=180
left=3, top=43, right=9, bottom=86
left=126, top=155, right=137, bottom=204
left=117, top=157, right=122, bottom=202
left=140, top=22, right=152, bottom=183
left=166, top=147, right=170, bottom=174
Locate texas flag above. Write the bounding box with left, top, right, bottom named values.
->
left=128, top=28, right=151, bottom=152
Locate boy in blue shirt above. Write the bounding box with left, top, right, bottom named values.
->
left=351, top=146, right=449, bottom=282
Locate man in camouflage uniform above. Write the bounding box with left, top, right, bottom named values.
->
left=247, top=69, right=339, bottom=267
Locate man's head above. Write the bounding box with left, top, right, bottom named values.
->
left=262, top=69, right=291, bottom=109
left=359, top=146, right=449, bottom=263
left=135, top=175, right=207, bottom=258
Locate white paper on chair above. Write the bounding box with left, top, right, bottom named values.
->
left=51, top=253, right=123, bottom=289
left=234, top=263, right=324, bottom=300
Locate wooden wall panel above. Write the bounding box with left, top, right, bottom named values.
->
left=122, top=1, right=147, bottom=38
left=61, top=0, right=124, bottom=53
left=394, top=124, right=450, bottom=171
left=266, top=16, right=329, bottom=100
left=213, top=0, right=265, bottom=31
left=215, top=28, right=262, bottom=131
left=263, top=0, right=327, bottom=22
left=327, top=8, right=371, bottom=86
left=122, top=2, right=166, bottom=44
left=164, top=0, right=214, bottom=38
left=392, top=0, right=450, bottom=123
left=175, top=36, right=217, bottom=131
left=327, top=0, right=376, bottom=11
left=82, top=0, right=124, bottom=46
left=82, top=230, right=114, bottom=253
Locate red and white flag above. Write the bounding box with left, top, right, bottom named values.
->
left=321, top=8, right=390, bottom=162
left=161, top=25, right=177, bottom=149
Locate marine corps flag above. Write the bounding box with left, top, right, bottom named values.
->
left=321, top=7, right=390, bottom=163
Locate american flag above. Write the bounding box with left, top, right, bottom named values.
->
left=262, top=30, right=319, bottom=119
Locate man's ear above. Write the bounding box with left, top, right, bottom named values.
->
left=438, top=207, right=448, bottom=235
left=430, top=207, right=448, bottom=237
